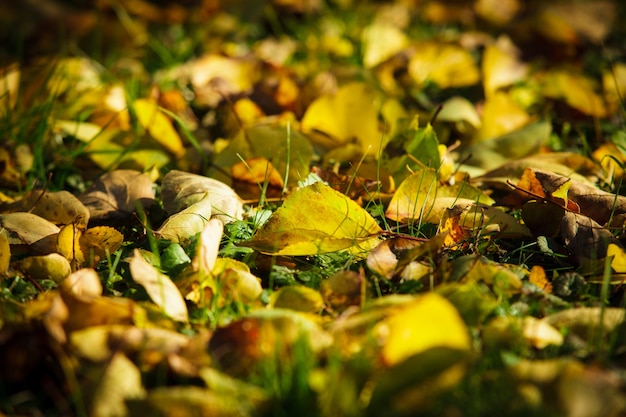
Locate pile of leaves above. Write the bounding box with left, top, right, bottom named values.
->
left=2, top=0, right=626, bottom=416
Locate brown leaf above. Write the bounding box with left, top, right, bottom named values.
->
left=559, top=211, right=620, bottom=266
left=80, top=170, right=155, bottom=222
left=533, top=170, right=626, bottom=225
left=2, top=190, right=90, bottom=228
left=161, top=170, right=243, bottom=224
left=0, top=212, right=60, bottom=254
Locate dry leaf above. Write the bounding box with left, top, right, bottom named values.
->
left=0, top=212, right=60, bottom=253
left=245, top=182, right=382, bottom=255
left=375, top=292, right=470, bottom=366
left=14, top=253, right=72, bottom=282
left=361, top=23, right=409, bottom=68
left=161, top=170, right=243, bottom=224
left=80, top=170, right=155, bottom=221
left=269, top=285, right=324, bottom=313
left=482, top=36, right=527, bottom=98
left=128, top=249, right=188, bottom=322
left=132, top=98, right=185, bottom=158
left=408, top=41, right=480, bottom=89
left=301, top=82, right=384, bottom=154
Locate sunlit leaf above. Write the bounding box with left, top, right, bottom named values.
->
left=61, top=268, right=103, bottom=298
left=541, top=69, right=608, bottom=117
left=301, top=82, right=384, bottom=154
left=245, top=182, right=382, bottom=255
left=362, top=23, right=409, bottom=68
left=132, top=98, right=185, bottom=158
left=155, top=192, right=214, bottom=243
left=0, top=233, right=9, bottom=275
left=80, top=170, right=155, bottom=221
left=14, top=253, right=72, bottom=283
left=161, top=170, right=243, bottom=224
left=408, top=41, right=480, bottom=88
left=270, top=285, right=324, bottom=313
left=385, top=167, right=494, bottom=224
left=0, top=212, right=60, bottom=253
left=473, top=91, right=532, bottom=142
left=128, top=249, right=188, bottom=322
left=482, top=36, right=527, bottom=98
left=90, top=352, right=146, bottom=417
left=376, top=292, right=470, bottom=367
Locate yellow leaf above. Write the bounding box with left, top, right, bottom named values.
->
left=608, top=243, right=626, bottom=273
left=0, top=233, right=9, bottom=275
left=362, top=23, right=409, bottom=68
left=523, top=317, right=563, bottom=349
left=155, top=193, right=214, bottom=244
left=528, top=265, right=553, bottom=293
left=90, top=352, right=146, bottom=417
left=385, top=167, right=494, bottom=224
left=61, top=268, right=103, bottom=298
left=133, top=99, right=185, bottom=158
left=604, top=63, right=626, bottom=115
left=270, top=286, right=324, bottom=313
left=0, top=64, right=19, bottom=118
left=474, top=91, right=531, bottom=142
left=231, top=157, right=284, bottom=189
left=551, top=178, right=572, bottom=208
left=128, top=249, right=188, bottom=322
left=408, top=41, right=479, bottom=89
left=482, top=37, right=527, bottom=98
left=301, top=82, right=384, bottom=154
left=376, top=293, right=470, bottom=366
left=541, top=69, right=607, bottom=118
left=246, top=182, right=382, bottom=256
left=14, top=253, right=72, bottom=283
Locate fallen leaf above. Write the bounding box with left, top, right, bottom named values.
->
left=0, top=233, right=9, bottom=275
left=209, top=124, right=314, bottom=190
left=231, top=157, right=284, bottom=189
left=155, top=192, right=215, bottom=243
left=269, top=285, right=324, bottom=313
left=540, top=69, right=607, bottom=118
left=0, top=212, right=60, bottom=254
left=301, top=82, right=384, bottom=154
left=80, top=170, right=155, bottom=221
left=132, top=98, right=185, bottom=158
left=385, top=167, right=494, bottom=224
left=375, top=292, right=470, bottom=366
left=245, top=182, right=382, bottom=255
left=90, top=352, right=146, bottom=417
left=14, top=253, right=72, bottom=282
left=482, top=36, right=527, bottom=98
left=319, top=270, right=365, bottom=313
left=408, top=41, right=480, bottom=89
left=161, top=170, right=243, bottom=224
left=128, top=249, right=188, bottom=322
left=208, top=309, right=331, bottom=377
left=61, top=268, right=103, bottom=298
left=361, top=23, right=409, bottom=68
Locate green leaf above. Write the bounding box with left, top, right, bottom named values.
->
left=245, top=182, right=382, bottom=256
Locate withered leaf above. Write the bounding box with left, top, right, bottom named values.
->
left=161, top=170, right=243, bottom=224
left=0, top=212, right=60, bottom=253
left=80, top=170, right=155, bottom=221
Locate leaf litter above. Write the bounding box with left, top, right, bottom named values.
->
left=1, top=1, right=626, bottom=416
